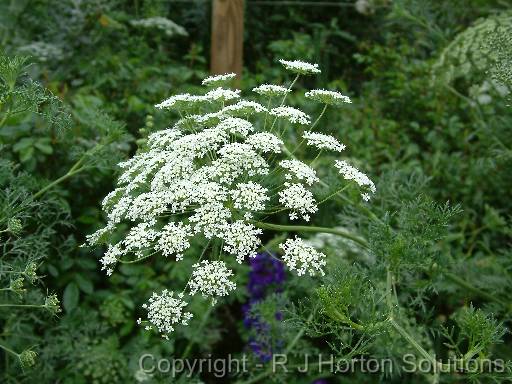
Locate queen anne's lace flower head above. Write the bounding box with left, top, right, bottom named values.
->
left=270, top=106, right=311, bottom=125
left=156, top=222, right=192, bottom=260
left=303, top=132, right=346, bottom=152
left=305, top=89, right=352, bottom=105
left=189, top=260, right=236, bottom=304
left=253, top=84, right=290, bottom=97
left=205, top=87, right=241, bottom=102
left=141, top=290, right=193, bottom=339
left=217, top=117, right=254, bottom=137
left=221, top=100, right=268, bottom=117
left=89, top=58, right=376, bottom=337
left=278, top=183, right=318, bottom=221
left=202, top=73, right=236, bottom=87
left=221, top=221, right=262, bottom=263
left=280, top=159, right=319, bottom=185
left=279, top=236, right=326, bottom=276
left=246, top=132, right=283, bottom=153
left=230, top=182, right=269, bottom=212
left=279, top=59, right=321, bottom=75
left=155, top=93, right=206, bottom=111
left=334, top=160, right=376, bottom=201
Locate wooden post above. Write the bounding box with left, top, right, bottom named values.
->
left=210, top=0, right=244, bottom=81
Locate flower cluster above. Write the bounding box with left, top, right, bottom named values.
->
left=270, top=106, right=311, bottom=125
left=202, top=73, right=237, bottom=87
left=305, top=89, right=352, bottom=105
left=88, top=58, right=375, bottom=337
left=189, top=260, right=236, bottom=304
left=130, top=17, right=188, bottom=37
left=280, top=236, right=327, bottom=276
left=334, top=160, right=376, bottom=201
left=303, top=132, right=346, bottom=152
left=139, top=290, right=193, bottom=339
left=279, top=59, right=321, bottom=75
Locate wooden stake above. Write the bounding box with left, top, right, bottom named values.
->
left=210, top=0, right=244, bottom=81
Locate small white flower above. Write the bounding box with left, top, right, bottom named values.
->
left=279, top=59, right=321, bottom=75
left=221, top=221, right=262, bottom=263
left=202, top=73, right=236, bottom=87
left=280, top=159, right=319, bottom=185
left=155, top=93, right=206, bottom=110
left=100, top=243, right=124, bottom=276
left=212, top=143, right=269, bottom=185
left=334, top=160, right=376, bottom=199
left=305, top=89, right=352, bottom=105
left=303, top=132, right=346, bottom=152
left=278, top=183, right=318, bottom=221
left=189, top=260, right=236, bottom=304
left=131, top=17, right=187, bottom=37
left=189, top=202, right=230, bottom=238
left=252, top=84, right=290, bottom=97
left=221, top=100, right=268, bottom=116
left=279, top=236, right=326, bottom=276
left=204, top=87, right=241, bottom=102
left=156, top=222, right=192, bottom=260
left=141, top=290, right=193, bottom=336
left=147, top=128, right=182, bottom=149
left=270, top=106, right=311, bottom=125
left=230, top=181, right=269, bottom=212
left=123, top=222, right=158, bottom=258
left=217, top=117, right=254, bottom=137
left=246, top=132, right=283, bottom=153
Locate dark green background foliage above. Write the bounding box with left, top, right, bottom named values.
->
left=0, top=0, right=511, bottom=383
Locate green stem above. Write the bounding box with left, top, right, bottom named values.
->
left=0, top=110, right=10, bottom=128
left=331, top=309, right=365, bottom=330
left=0, top=342, right=19, bottom=358
left=253, top=221, right=368, bottom=248
left=32, top=156, right=86, bottom=199
left=443, top=272, right=511, bottom=311
left=386, top=268, right=395, bottom=315
left=0, top=304, right=44, bottom=308
left=317, top=183, right=350, bottom=205
left=284, top=312, right=313, bottom=354
left=269, top=74, right=300, bottom=131
left=309, top=104, right=328, bottom=131
left=388, top=317, right=444, bottom=369
left=180, top=304, right=214, bottom=359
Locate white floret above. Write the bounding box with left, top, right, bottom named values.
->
left=156, top=222, right=192, bottom=260
left=280, top=159, right=319, bottom=185
left=230, top=181, right=269, bottom=212
left=189, top=260, right=236, bottom=304
left=279, top=236, right=326, bottom=276
left=270, top=106, right=311, bottom=125
left=305, top=89, right=352, bottom=105
left=334, top=160, right=376, bottom=200
left=279, top=59, right=321, bottom=75
left=303, top=132, right=346, bottom=152
left=202, top=73, right=236, bottom=86
left=278, top=183, right=318, bottom=221
left=252, top=84, right=290, bottom=97
left=245, top=132, right=283, bottom=153
left=141, top=290, right=193, bottom=338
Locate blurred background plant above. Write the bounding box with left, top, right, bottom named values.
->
left=0, top=0, right=511, bottom=383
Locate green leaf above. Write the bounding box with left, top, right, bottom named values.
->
left=34, top=139, right=53, bottom=154
left=47, top=264, right=59, bottom=277
left=75, top=274, right=94, bottom=294
left=19, top=146, right=34, bottom=162
left=63, top=282, right=79, bottom=312
left=12, top=137, right=34, bottom=152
